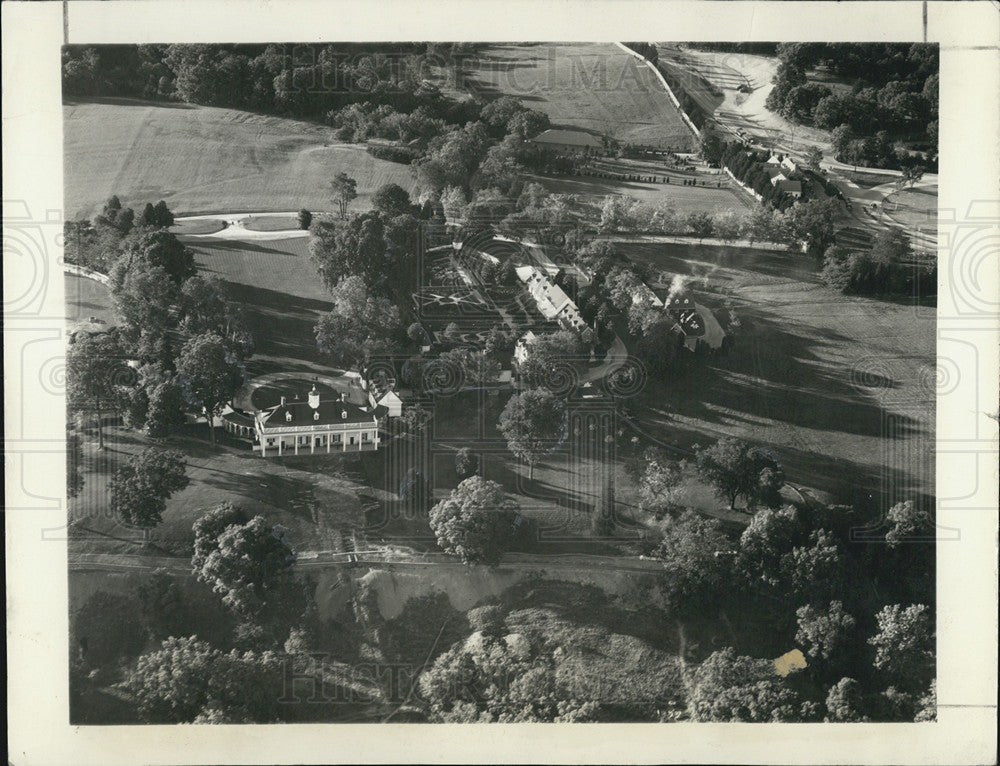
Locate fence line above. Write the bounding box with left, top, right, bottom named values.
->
left=614, top=42, right=702, bottom=141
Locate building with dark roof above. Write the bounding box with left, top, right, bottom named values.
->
left=253, top=385, right=379, bottom=456
left=529, top=129, right=603, bottom=154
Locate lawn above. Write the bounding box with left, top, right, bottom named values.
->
left=63, top=98, right=417, bottom=219
left=68, top=424, right=369, bottom=557
left=241, top=214, right=302, bottom=232
left=65, top=273, right=113, bottom=324
left=617, top=240, right=935, bottom=512
left=169, top=218, right=225, bottom=235
left=883, top=186, right=937, bottom=235
left=533, top=171, right=749, bottom=214
left=182, top=234, right=336, bottom=376
left=458, top=44, right=696, bottom=150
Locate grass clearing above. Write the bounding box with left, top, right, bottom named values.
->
left=65, top=273, right=113, bottom=324
left=459, top=44, right=696, bottom=150
left=169, top=218, right=225, bottom=235
left=240, top=215, right=302, bottom=232
left=182, top=234, right=334, bottom=375
left=64, top=99, right=417, bottom=219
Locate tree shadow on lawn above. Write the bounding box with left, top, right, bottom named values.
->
left=657, top=311, right=927, bottom=443
left=186, top=237, right=308, bottom=258
left=625, top=240, right=823, bottom=285
left=223, top=282, right=333, bottom=369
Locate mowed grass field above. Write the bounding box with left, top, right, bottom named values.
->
left=618, top=240, right=935, bottom=511
left=63, top=99, right=417, bottom=219
left=460, top=44, right=696, bottom=150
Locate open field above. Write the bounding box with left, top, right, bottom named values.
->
left=459, top=44, right=696, bottom=150
left=617, top=239, right=935, bottom=511
left=63, top=99, right=417, bottom=219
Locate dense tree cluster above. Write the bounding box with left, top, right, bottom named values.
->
left=821, top=229, right=936, bottom=298
left=765, top=43, right=938, bottom=169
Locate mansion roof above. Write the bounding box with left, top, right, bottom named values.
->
left=257, top=397, right=376, bottom=430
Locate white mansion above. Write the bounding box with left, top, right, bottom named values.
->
left=223, top=382, right=400, bottom=457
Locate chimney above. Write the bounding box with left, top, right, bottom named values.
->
left=280, top=396, right=286, bottom=406
left=308, top=385, right=320, bottom=410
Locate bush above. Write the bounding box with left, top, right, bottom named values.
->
left=366, top=143, right=421, bottom=164
left=297, top=209, right=312, bottom=229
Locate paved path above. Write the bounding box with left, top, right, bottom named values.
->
left=68, top=549, right=667, bottom=575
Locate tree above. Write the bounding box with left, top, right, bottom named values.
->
left=331, top=172, right=358, bottom=218
left=72, top=591, right=146, bottom=667
left=825, top=677, right=869, bottom=722
left=515, top=330, right=585, bottom=390
left=686, top=210, right=714, bottom=241
left=152, top=200, right=174, bottom=227
left=497, top=389, right=567, bottom=480
left=636, top=447, right=683, bottom=519
left=699, top=129, right=725, bottom=166
left=67, top=429, right=85, bottom=499
left=795, top=601, right=857, bottom=663
left=428, top=476, right=520, bottom=564
left=831, top=124, right=855, bottom=161
left=687, top=647, right=810, bottom=722
left=651, top=511, right=732, bottom=612
left=145, top=378, right=188, bottom=437
left=806, top=145, right=823, bottom=169
left=455, top=447, right=480, bottom=480
left=121, top=636, right=282, bottom=723
left=66, top=332, right=132, bottom=450
left=109, top=448, right=189, bottom=543
left=175, top=332, right=245, bottom=444
left=178, top=275, right=251, bottom=358
left=309, top=211, right=387, bottom=291
left=694, top=437, right=785, bottom=510
left=397, top=403, right=432, bottom=434
left=418, top=631, right=598, bottom=722
left=136, top=568, right=188, bottom=640
left=113, top=228, right=196, bottom=286
left=399, top=467, right=432, bottom=510
left=884, top=499, right=933, bottom=547
left=297, top=208, right=312, bottom=229
left=110, top=264, right=180, bottom=365
left=313, top=275, right=402, bottom=370
left=437, top=347, right=501, bottom=386
left=192, top=502, right=250, bottom=571
left=736, top=505, right=803, bottom=590
left=788, top=198, right=839, bottom=256
left=370, top=182, right=413, bottom=218
left=192, top=514, right=297, bottom=617
left=782, top=529, right=845, bottom=603
left=95, top=195, right=135, bottom=235
left=868, top=604, right=933, bottom=691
